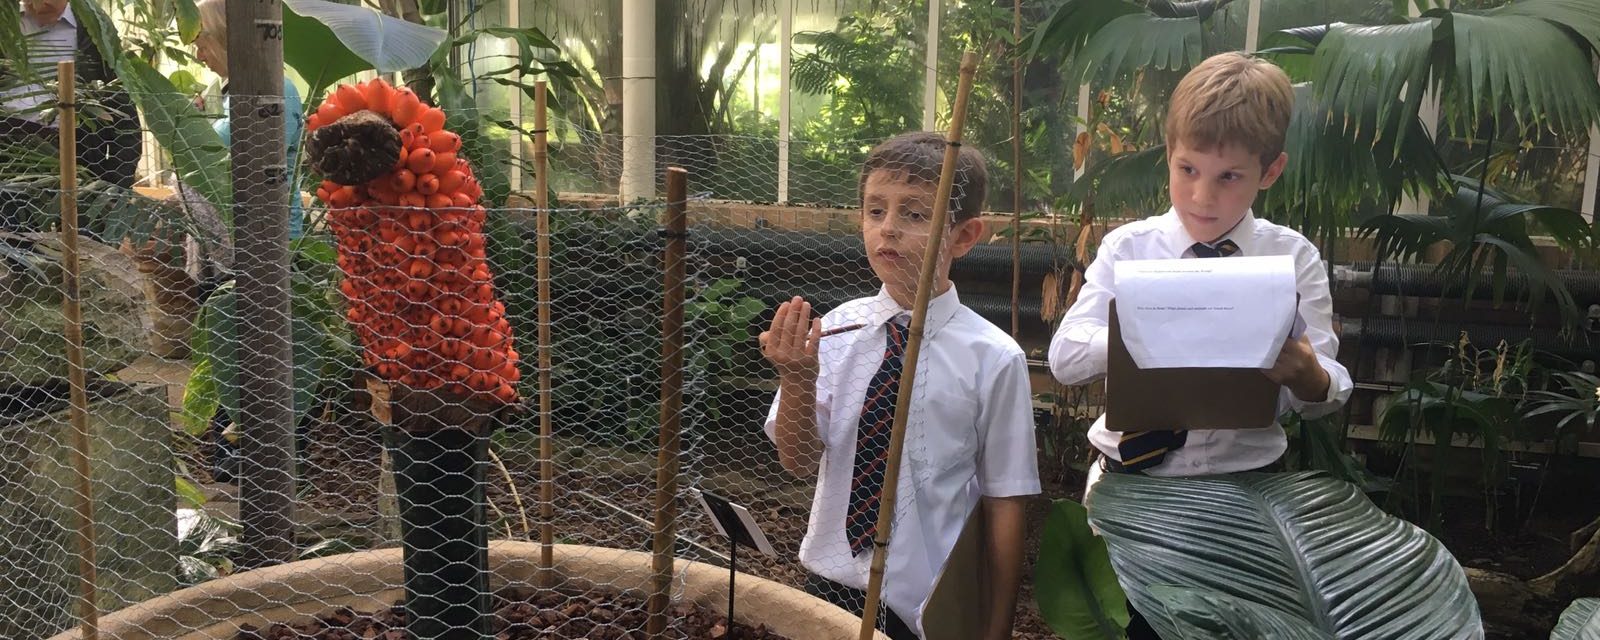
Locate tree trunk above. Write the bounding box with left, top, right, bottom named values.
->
left=1531, top=515, right=1600, bottom=601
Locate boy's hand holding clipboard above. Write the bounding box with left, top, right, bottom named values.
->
left=1106, top=255, right=1312, bottom=431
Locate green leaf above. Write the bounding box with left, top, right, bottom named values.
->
left=1445, top=11, right=1600, bottom=134
left=291, top=312, right=328, bottom=426
left=1028, top=0, right=1144, bottom=62
left=0, top=2, right=29, bottom=79
left=1066, top=14, right=1207, bottom=87
left=727, top=297, right=767, bottom=327
left=1551, top=598, right=1600, bottom=640
left=1035, top=499, right=1129, bottom=639
left=180, top=358, right=220, bottom=437
left=175, top=475, right=209, bottom=509
left=173, top=0, right=201, bottom=44
left=1492, top=0, right=1600, bottom=60
left=121, top=57, right=232, bottom=213
left=282, top=0, right=447, bottom=98
left=292, top=236, right=338, bottom=266
left=1310, top=19, right=1439, bottom=148
left=699, top=278, right=740, bottom=302
left=1087, top=472, right=1483, bottom=639
left=1146, top=585, right=1334, bottom=640
left=194, top=281, right=241, bottom=425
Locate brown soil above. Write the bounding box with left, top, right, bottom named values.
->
left=233, top=587, right=788, bottom=639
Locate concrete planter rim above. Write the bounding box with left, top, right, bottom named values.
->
left=46, top=541, right=885, bottom=639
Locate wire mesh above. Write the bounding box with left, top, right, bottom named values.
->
left=0, top=75, right=1064, bottom=639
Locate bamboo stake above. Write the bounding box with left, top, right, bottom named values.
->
left=57, top=60, right=100, bottom=640
left=858, top=51, right=980, bottom=640
left=648, top=168, right=690, bottom=639
left=1010, top=0, right=1023, bottom=338
left=534, top=80, right=555, bottom=589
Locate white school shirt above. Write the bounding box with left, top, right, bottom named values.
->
left=1048, top=209, right=1353, bottom=490
left=2, top=6, right=78, bottom=121
left=764, top=285, right=1041, bottom=638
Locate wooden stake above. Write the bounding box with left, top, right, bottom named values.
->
left=858, top=51, right=981, bottom=640
left=57, top=59, right=100, bottom=640
left=1010, top=0, right=1023, bottom=338
left=648, top=168, right=690, bottom=638
left=534, top=80, right=556, bottom=588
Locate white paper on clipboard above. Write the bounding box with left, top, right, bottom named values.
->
left=1113, top=254, right=1300, bottom=369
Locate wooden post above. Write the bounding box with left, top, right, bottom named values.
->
left=534, top=80, right=556, bottom=588
left=227, top=0, right=296, bottom=569
left=859, top=51, right=981, bottom=640
left=647, top=168, right=689, bottom=638
left=57, top=60, right=100, bottom=640
left=1010, top=0, right=1023, bottom=338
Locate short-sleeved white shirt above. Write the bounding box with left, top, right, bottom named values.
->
left=765, top=285, right=1041, bottom=637
left=1048, top=209, right=1354, bottom=491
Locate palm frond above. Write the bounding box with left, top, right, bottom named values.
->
left=1493, top=0, right=1600, bottom=53
left=1068, top=145, right=1168, bottom=217
left=1262, top=83, right=1447, bottom=238
left=1066, top=14, right=1208, bottom=87
left=1309, top=19, right=1440, bottom=148
left=1443, top=11, right=1600, bottom=135
left=1027, top=0, right=1144, bottom=62
left=0, top=2, right=28, bottom=83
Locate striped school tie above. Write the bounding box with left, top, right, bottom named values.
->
left=846, top=320, right=909, bottom=555
left=1112, top=239, right=1240, bottom=472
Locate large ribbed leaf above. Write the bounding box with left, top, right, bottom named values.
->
left=1086, top=472, right=1483, bottom=640
left=1552, top=598, right=1600, bottom=640
left=1445, top=11, right=1600, bottom=134
left=1147, top=586, right=1334, bottom=640
left=282, top=0, right=447, bottom=97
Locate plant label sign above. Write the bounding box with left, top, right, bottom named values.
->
left=692, top=488, right=776, bottom=557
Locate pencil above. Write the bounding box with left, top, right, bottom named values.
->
left=820, top=323, right=867, bottom=338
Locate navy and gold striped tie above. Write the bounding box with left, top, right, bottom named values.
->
left=846, top=320, right=908, bottom=555
left=1112, top=239, right=1240, bottom=472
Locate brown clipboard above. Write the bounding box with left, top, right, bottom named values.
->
left=920, top=502, right=987, bottom=640
left=1105, top=299, right=1283, bottom=431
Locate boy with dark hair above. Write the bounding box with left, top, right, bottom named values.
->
left=760, top=131, right=1040, bottom=639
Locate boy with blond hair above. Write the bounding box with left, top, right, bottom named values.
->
left=760, top=132, right=1040, bottom=639
left=1048, top=52, right=1353, bottom=638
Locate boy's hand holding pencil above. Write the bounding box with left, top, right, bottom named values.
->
left=759, top=297, right=823, bottom=386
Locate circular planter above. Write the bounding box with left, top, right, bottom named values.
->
left=46, top=541, right=885, bottom=639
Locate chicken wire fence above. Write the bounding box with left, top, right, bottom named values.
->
left=1, top=89, right=1055, bottom=639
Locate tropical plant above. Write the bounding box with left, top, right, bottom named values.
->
left=1034, top=499, right=1129, bottom=639
left=1551, top=598, right=1600, bottom=639
left=1360, top=174, right=1596, bottom=327
left=1524, top=370, right=1600, bottom=446
left=1086, top=471, right=1483, bottom=638
left=1378, top=334, right=1531, bottom=530
left=792, top=5, right=924, bottom=144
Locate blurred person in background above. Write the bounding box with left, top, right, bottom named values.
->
left=1, top=0, right=141, bottom=234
